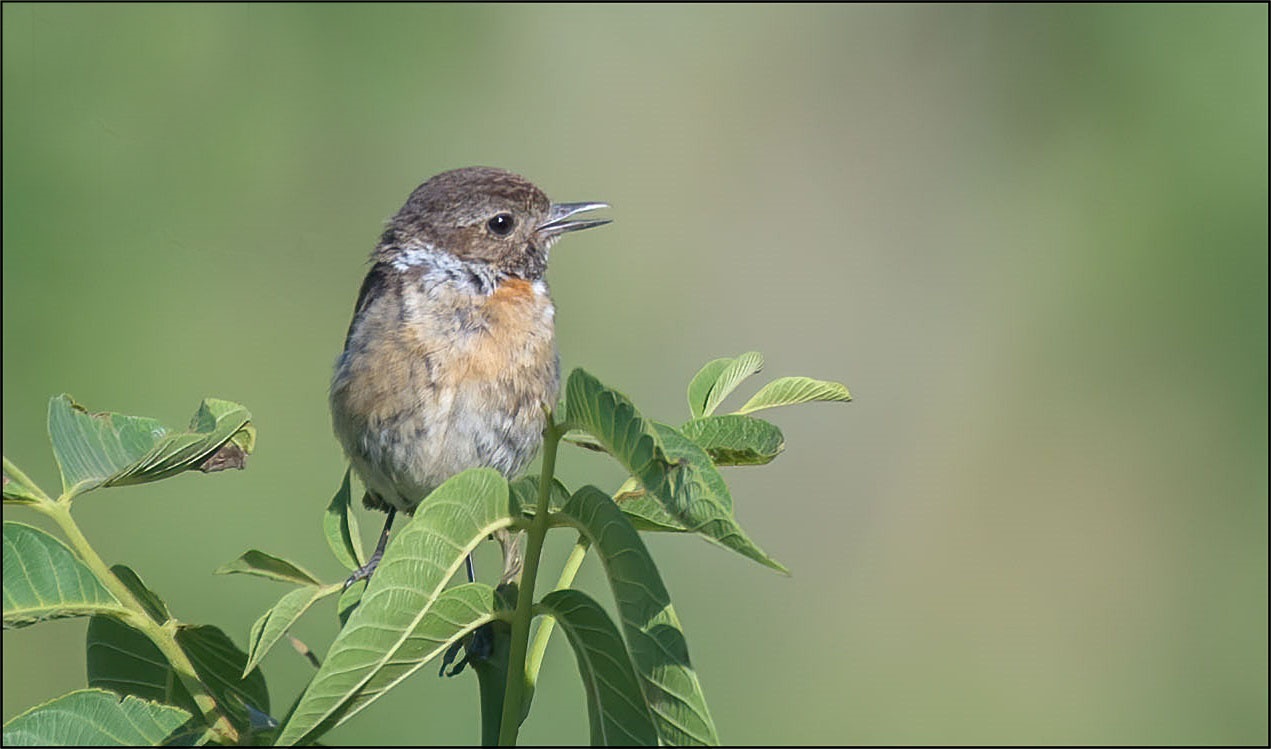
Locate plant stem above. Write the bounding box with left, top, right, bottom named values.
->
left=524, top=473, right=637, bottom=693
left=2, top=457, right=53, bottom=503
left=523, top=533, right=590, bottom=692
left=496, top=416, right=563, bottom=746
left=36, top=501, right=240, bottom=744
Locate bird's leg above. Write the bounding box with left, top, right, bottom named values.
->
left=344, top=507, right=397, bottom=589
left=441, top=550, right=490, bottom=677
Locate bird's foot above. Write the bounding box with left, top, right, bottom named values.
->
left=343, top=546, right=386, bottom=589
left=343, top=507, right=396, bottom=589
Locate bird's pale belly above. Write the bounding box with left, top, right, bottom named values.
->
left=345, top=374, right=553, bottom=512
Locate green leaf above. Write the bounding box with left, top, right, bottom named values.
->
left=734, top=376, right=851, bottom=415
left=110, top=564, right=170, bottom=624
left=1, top=689, right=191, bottom=746
left=564, top=368, right=672, bottom=482
left=537, top=589, right=659, bottom=746
left=647, top=424, right=785, bottom=575
left=700, top=351, right=764, bottom=417
left=564, top=370, right=784, bottom=572
left=686, top=358, right=731, bottom=419
left=91, top=619, right=268, bottom=734
left=3, top=522, right=126, bottom=629
left=276, top=468, right=516, bottom=746
left=508, top=474, right=572, bottom=515
left=554, top=486, right=719, bottom=745
left=87, top=615, right=198, bottom=715
left=215, top=550, right=321, bottom=586
left=615, top=423, right=786, bottom=572
left=560, top=371, right=686, bottom=533
left=470, top=617, right=515, bottom=746
left=47, top=395, right=254, bottom=500
left=244, top=584, right=339, bottom=676
left=324, top=468, right=365, bottom=572
left=680, top=415, right=785, bottom=466
left=336, top=579, right=365, bottom=628
left=611, top=476, right=687, bottom=533
left=288, top=583, right=502, bottom=744
left=175, top=625, right=270, bottom=731
left=2, top=457, right=49, bottom=504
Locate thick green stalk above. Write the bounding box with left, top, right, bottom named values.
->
left=523, top=534, right=591, bottom=692
left=496, top=416, right=563, bottom=745
left=524, top=474, right=636, bottom=695
left=36, top=500, right=240, bottom=744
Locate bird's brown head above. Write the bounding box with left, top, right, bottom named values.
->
left=376, top=166, right=609, bottom=280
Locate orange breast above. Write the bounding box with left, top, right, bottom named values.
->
left=413, top=277, right=554, bottom=387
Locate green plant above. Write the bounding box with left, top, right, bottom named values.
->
left=3, top=397, right=258, bottom=745
left=2, top=352, right=848, bottom=746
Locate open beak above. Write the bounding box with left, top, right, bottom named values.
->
left=537, top=202, right=612, bottom=237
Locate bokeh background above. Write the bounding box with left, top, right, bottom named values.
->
left=3, top=4, right=1266, bottom=745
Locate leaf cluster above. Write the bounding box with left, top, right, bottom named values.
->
left=4, top=397, right=259, bottom=745
left=2, top=351, right=849, bottom=746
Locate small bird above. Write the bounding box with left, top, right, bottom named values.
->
left=330, top=166, right=610, bottom=583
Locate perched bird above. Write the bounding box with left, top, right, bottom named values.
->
left=330, top=166, right=610, bottom=583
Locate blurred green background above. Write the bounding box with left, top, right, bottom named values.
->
left=3, top=4, right=1266, bottom=745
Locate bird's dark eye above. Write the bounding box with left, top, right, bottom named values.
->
left=487, top=213, right=515, bottom=237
